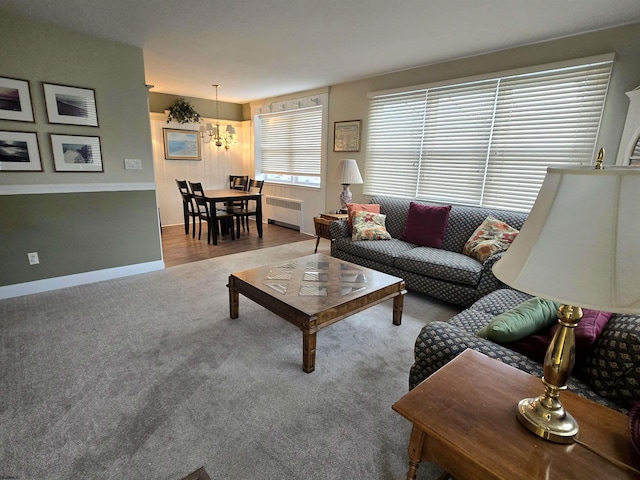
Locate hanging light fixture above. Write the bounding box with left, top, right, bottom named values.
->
left=199, top=84, right=238, bottom=150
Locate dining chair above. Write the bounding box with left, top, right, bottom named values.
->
left=231, top=179, right=264, bottom=237
left=188, top=181, right=205, bottom=196
left=229, top=175, right=249, bottom=190
left=176, top=179, right=191, bottom=234
left=193, top=195, right=236, bottom=243
left=180, top=192, right=200, bottom=238
left=226, top=175, right=249, bottom=220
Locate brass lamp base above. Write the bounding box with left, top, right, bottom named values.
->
left=517, top=392, right=578, bottom=444
left=516, top=304, right=583, bottom=444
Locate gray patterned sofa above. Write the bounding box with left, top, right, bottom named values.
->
left=329, top=196, right=528, bottom=306
left=409, top=289, right=640, bottom=413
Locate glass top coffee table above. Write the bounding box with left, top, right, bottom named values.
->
left=228, top=253, right=406, bottom=373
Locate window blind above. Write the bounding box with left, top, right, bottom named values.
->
left=259, top=106, right=322, bottom=176
left=365, top=57, right=613, bottom=212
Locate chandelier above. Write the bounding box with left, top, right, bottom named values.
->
left=199, top=84, right=238, bottom=150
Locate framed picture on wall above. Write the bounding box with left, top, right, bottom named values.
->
left=334, top=120, right=361, bottom=152
left=0, top=130, right=42, bottom=171
left=163, top=128, right=201, bottom=160
left=0, top=77, right=35, bottom=122
left=43, top=83, right=99, bottom=126
left=50, top=134, right=103, bottom=172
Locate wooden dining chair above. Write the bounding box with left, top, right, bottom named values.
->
left=180, top=192, right=200, bottom=238
left=188, top=181, right=205, bottom=196
left=176, top=179, right=191, bottom=234
left=193, top=195, right=235, bottom=243
left=231, top=179, right=264, bottom=237
left=229, top=175, right=248, bottom=190
left=226, top=175, right=249, bottom=220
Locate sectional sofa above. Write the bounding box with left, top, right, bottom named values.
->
left=329, top=196, right=527, bottom=306
left=409, top=288, right=640, bottom=412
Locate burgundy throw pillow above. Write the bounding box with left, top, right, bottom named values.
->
left=552, top=308, right=613, bottom=351
left=399, top=203, right=452, bottom=248
left=506, top=308, right=613, bottom=362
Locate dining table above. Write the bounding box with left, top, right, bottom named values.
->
left=203, top=189, right=263, bottom=245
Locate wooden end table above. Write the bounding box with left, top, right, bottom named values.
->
left=314, top=213, right=348, bottom=253
left=392, top=349, right=640, bottom=480
left=228, top=253, right=405, bottom=373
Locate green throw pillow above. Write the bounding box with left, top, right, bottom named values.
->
left=477, top=297, right=560, bottom=343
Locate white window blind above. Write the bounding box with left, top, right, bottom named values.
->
left=259, top=106, right=322, bottom=176
left=365, top=57, right=613, bottom=211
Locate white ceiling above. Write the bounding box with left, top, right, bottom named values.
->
left=3, top=0, right=640, bottom=104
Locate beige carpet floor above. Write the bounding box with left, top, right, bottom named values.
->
left=0, top=239, right=461, bottom=479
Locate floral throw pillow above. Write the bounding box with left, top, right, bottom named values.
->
left=351, top=210, right=392, bottom=241
left=463, top=216, right=519, bottom=262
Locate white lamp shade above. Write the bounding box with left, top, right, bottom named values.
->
left=331, top=158, right=363, bottom=185
left=493, top=166, right=640, bottom=314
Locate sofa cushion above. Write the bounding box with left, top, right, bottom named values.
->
left=399, top=202, right=451, bottom=248
left=463, top=215, right=519, bottom=262
left=332, top=237, right=415, bottom=267
left=395, top=248, right=483, bottom=286
left=476, top=297, right=560, bottom=343
left=351, top=211, right=391, bottom=241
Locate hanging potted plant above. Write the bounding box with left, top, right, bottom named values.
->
left=166, top=98, right=201, bottom=124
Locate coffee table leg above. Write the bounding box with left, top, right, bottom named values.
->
left=302, top=331, right=316, bottom=373
left=228, top=276, right=239, bottom=319
left=393, top=286, right=406, bottom=325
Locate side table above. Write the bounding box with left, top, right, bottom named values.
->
left=313, top=213, right=348, bottom=253
left=392, top=349, right=639, bottom=480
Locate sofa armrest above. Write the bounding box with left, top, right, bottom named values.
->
left=329, top=219, right=350, bottom=239
left=465, top=251, right=512, bottom=302
left=409, top=321, right=542, bottom=390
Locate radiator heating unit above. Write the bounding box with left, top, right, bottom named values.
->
left=264, top=195, right=303, bottom=231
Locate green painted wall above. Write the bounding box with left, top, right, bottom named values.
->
left=0, top=191, right=161, bottom=286
left=149, top=92, right=246, bottom=121
left=0, top=12, right=162, bottom=288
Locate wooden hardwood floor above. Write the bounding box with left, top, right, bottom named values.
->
left=161, top=219, right=316, bottom=268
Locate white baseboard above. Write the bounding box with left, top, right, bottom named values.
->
left=0, top=260, right=165, bottom=300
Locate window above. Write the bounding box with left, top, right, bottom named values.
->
left=365, top=55, right=613, bottom=212
left=256, top=105, right=322, bottom=187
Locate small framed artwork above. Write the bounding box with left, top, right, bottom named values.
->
left=0, top=131, right=42, bottom=171
left=0, top=77, right=34, bottom=122
left=163, top=128, right=201, bottom=160
left=50, top=134, right=103, bottom=172
left=334, top=120, right=361, bottom=152
left=43, top=83, right=98, bottom=126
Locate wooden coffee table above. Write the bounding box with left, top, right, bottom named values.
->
left=393, top=349, right=640, bottom=480
left=228, top=253, right=406, bottom=373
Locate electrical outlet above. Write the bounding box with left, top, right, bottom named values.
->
left=124, top=158, right=142, bottom=170
left=27, top=252, right=39, bottom=265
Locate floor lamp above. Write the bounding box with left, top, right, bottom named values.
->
left=492, top=165, right=640, bottom=443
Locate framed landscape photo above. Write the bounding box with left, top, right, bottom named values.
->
left=334, top=120, right=361, bottom=152
left=0, top=77, right=34, bottom=122
left=0, top=131, right=42, bottom=171
left=43, top=83, right=98, bottom=126
left=163, top=128, right=201, bottom=160
left=50, top=134, right=103, bottom=172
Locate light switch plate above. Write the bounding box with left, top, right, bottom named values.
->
left=124, top=158, right=142, bottom=170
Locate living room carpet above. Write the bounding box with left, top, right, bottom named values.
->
left=0, top=240, right=460, bottom=480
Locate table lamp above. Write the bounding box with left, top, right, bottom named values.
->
left=492, top=162, right=640, bottom=443
left=331, top=159, right=363, bottom=212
